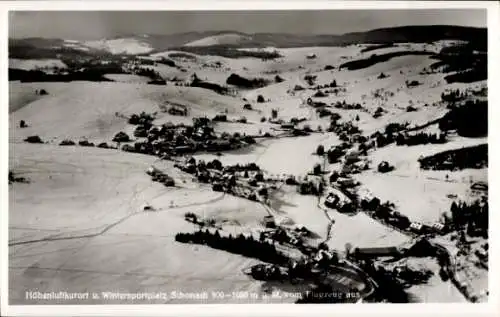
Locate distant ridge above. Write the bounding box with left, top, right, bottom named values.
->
left=9, top=25, right=486, bottom=58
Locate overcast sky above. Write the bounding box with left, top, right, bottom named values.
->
left=9, top=10, right=487, bottom=40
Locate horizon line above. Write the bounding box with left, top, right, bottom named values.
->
left=8, top=24, right=487, bottom=41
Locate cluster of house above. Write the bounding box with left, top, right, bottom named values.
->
left=244, top=238, right=347, bottom=283
left=341, top=148, right=370, bottom=173
left=322, top=137, right=446, bottom=234
left=247, top=248, right=340, bottom=282
left=122, top=57, right=167, bottom=70
left=264, top=117, right=312, bottom=136
left=119, top=114, right=253, bottom=157
left=247, top=263, right=286, bottom=281
left=328, top=120, right=363, bottom=143
left=356, top=187, right=448, bottom=236
left=260, top=225, right=312, bottom=248
left=324, top=187, right=355, bottom=213
left=173, top=157, right=272, bottom=202
left=297, top=175, right=324, bottom=196
left=157, top=102, right=188, bottom=116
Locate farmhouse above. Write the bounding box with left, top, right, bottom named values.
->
left=324, top=188, right=352, bottom=209
left=432, top=222, right=446, bottom=234
left=409, top=222, right=424, bottom=233
left=264, top=215, right=276, bottom=228
left=324, top=193, right=340, bottom=208
left=336, top=177, right=357, bottom=188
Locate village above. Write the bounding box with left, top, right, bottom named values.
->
left=16, top=75, right=488, bottom=302
left=17, top=60, right=489, bottom=302
left=8, top=16, right=489, bottom=305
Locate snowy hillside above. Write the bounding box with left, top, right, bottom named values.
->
left=184, top=33, right=252, bottom=47
left=9, top=31, right=488, bottom=306
left=82, top=38, right=154, bottom=55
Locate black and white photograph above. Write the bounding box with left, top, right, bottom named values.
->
left=2, top=1, right=498, bottom=316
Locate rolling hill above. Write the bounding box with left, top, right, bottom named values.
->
left=9, top=25, right=486, bottom=59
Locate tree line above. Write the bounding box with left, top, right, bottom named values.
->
left=446, top=199, right=488, bottom=238
left=175, top=230, right=289, bottom=265
left=418, top=144, right=487, bottom=171
left=226, top=73, right=270, bottom=89
left=395, top=132, right=447, bottom=146
left=439, top=100, right=487, bottom=138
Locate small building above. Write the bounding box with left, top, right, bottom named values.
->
left=336, top=177, right=356, bottom=187
left=264, top=215, right=276, bottom=228
left=325, top=188, right=352, bottom=210
left=409, top=222, right=423, bottom=233
left=432, top=222, right=446, bottom=234
left=325, top=193, right=340, bottom=208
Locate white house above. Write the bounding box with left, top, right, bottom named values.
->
left=336, top=177, right=356, bottom=187
left=432, top=222, right=445, bottom=233
left=410, top=222, right=423, bottom=232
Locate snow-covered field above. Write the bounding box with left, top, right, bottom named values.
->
left=103, top=74, right=152, bottom=84
left=271, top=186, right=411, bottom=250
left=184, top=33, right=252, bottom=47
left=83, top=38, right=153, bottom=55
left=9, top=40, right=487, bottom=303
left=8, top=143, right=274, bottom=304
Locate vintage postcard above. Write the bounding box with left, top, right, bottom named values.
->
left=2, top=1, right=498, bottom=316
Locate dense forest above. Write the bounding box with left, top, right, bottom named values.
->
left=173, top=45, right=282, bottom=60
left=430, top=43, right=487, bottom=83
left=395, top=132, right=447, bottom=146
left=439, top=100, right=488, bottom=137
left=175, top=230, right=289, bottom=265
left=190, top=76, right=229, bottom=95
left=418, top=144, right=487, bottom=171
left=339, top=51, right=433, bottom=70
left=226, top=73, right=270, bottom=88
left=445, top=199, right=488, bottom=238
